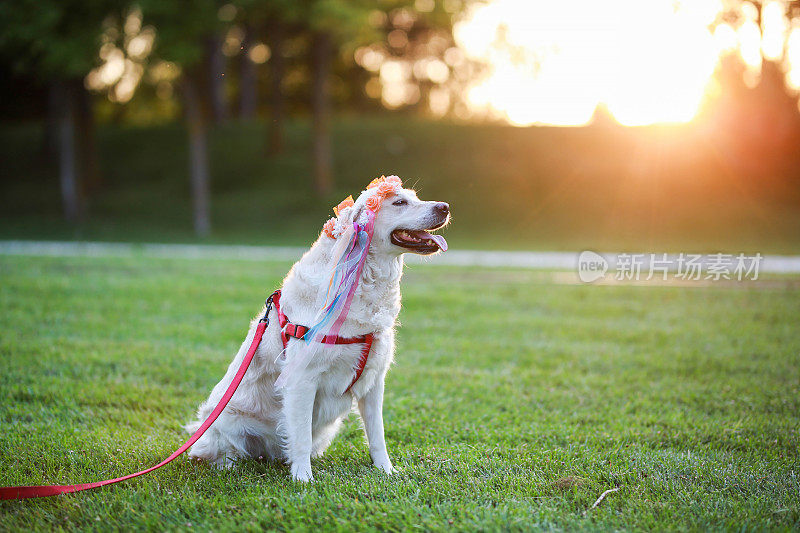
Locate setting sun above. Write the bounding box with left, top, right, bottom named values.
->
left=453, top=0, right=787, bottom=126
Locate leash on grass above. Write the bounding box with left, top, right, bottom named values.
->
left=0, top=291, right=278, bottom=500
left=1, top=289, right=376, bottom=500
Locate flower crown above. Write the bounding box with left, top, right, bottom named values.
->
left=323, top=175, right=403, bottom=239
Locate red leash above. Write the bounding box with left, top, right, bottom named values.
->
left=1, top=289, right=375, bottom=500
left=0, top=292, right=278, bottom=500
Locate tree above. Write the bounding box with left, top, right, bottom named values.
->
left=231, top=0, right=299, bottom=152
left=303, top=0, right=375, bottom=195
left=299, top=0, right=456, bottom=193
left=206, top=32, right=229, bottom=124
left=0, top=0, right=121, bottom=222
left=310, top=30, right=333, bottom=194
left=139, top=0, right=221, bottom=237
left=238, top=23, right=258, bottom=120
left=707, top=0, right=800, bottom=180
left=267, top=18, right=287, bottom=153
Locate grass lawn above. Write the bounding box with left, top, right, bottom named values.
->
left=1, top=253, right=799, bottom=531
left=2, top=116, right=800, bottom=253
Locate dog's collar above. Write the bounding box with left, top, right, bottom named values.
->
left=271, top=290, right=373, bottom=393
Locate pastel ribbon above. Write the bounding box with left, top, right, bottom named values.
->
left=274, top=211, right=375, bottom=389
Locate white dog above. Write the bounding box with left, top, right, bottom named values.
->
left=186, top=177, right=449, bottom=482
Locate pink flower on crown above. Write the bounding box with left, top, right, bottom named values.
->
left=367, top=174, right=403, bottom=191
left=367, top=175, right=386, bottom=189
left=383, top=175, right=402, bottom=188
left=364, top=174, right=403, bottom=214
left=365, top=194, right=382, bottom=212
left=333, top=195, right=354, bottom=217
left=323, top=218, right=336, bottom=238
left=376, top=181, right=397, bottom=197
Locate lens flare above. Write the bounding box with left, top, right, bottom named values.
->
left=454, top=0, right=729, bottom=126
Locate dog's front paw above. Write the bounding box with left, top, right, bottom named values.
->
left=212, top=456, right=236, bottom=470
left=290, top=460, right=314, bottom=482
left=372, top=458, right=397, bottom=475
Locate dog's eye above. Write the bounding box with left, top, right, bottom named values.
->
left=392, top=199, right=407, bottom=206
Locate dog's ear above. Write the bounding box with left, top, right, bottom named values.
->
left=338, top=203, right=364, bottom=228
left=350, top=204, right=365, bottom=226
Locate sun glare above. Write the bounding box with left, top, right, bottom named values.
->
left=453, top=0, right=740, bottom=126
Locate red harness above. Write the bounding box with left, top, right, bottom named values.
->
left=271, top=289, right=373, bottom=394
left=0, top=290, right=374, bottom=500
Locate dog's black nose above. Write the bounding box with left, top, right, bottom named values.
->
left=434, top=202, right=449, bottom=216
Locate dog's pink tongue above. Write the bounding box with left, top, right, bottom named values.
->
left=427, top=233, right=448, bottom=252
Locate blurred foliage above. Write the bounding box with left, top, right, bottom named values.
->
left=0, top=0, right=125, bottom=80
left=1, top=116, right=800, bottom=252
left=0, top=0, right=470, bottom=123
left=2, top=0, right=800, bottom=242
left=137, top=0, right=220, bottom=67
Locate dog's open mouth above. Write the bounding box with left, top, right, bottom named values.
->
left=390, top=229, right=448, bottom=254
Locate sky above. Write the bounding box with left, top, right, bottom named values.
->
left=452, top=0, right=800, bottom=126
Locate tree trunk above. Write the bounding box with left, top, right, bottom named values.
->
left=239, top=25, right=258, bottom=120
left=54, top=81, right=83, bottom=222
left=42, top=84, right=59, bottom=157
left=311, top=31, right=333, bottom=195
left=74, top=79, right=101, bottom=193
left=207, top=35, right=228, bottom=124
left=181, top=74, right=211, bottom=237
left=267, top=21, right=286, bottom=154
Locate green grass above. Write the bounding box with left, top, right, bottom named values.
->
left=2, top=115, right=800, bottom=253
left=1, top=254, right=799, bottom=531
